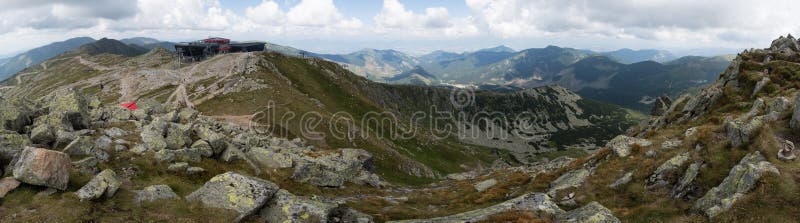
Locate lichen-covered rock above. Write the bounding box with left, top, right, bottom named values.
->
left=661, top=140, right=682, bottom=149
left=178, top=108, right=199, bottom=122
left=63, top=136, right=95, bottom=156
left=646, top=152, right=690, bottom=190
left=247, top=147, right=293, bottom=169
left=165, top=123, right=191, bottom=150
left=791, top=95, right=800, bottom=133
left=259, top=189, right=338, bottom=223
left=12, top=147, right=70, bottom=190
left=547, top=168, right=590, bottom=196
left=46, top=88, right=90, bottom=131
left=693, top=151, right=779, bottom=219
left=474, top=178, right=498, bottom=192
left=195, top=126, right=227, bottom=154
left=103, top=127, right=129, bottom=138
left=140, top=118, right=168, bottom=151
left=726, top=116, right=766, bottom=147
left=30, top=124, right=55, bottom=145
left=766, top=96, right=790, bottom=120
left=76, top=169, right=121, bottom=201
left=190, top=140, right=214, bottom=158
left=0, top=132, right=30, bottom=164
left=0, top=97, right=32, bottom=133
left=155, top=148, right=203, bottom=163
left=608, top=171, right=633, bottom=189
left=186, top=172, right=279, bottom=221
left=387, top=193, right=563, bottom=223
left=72, top=156, right=99, bottom=175
left=292, top=149, right=382, bottom=187
left=555, top=201, right=620, bottom=223
left=684, top=127, right=698, bottom=137
left=605, top=135, right=652, bottom=157
left=135, top=184, right=179, bottom=204
left=672, top=161, right=703, bottom=200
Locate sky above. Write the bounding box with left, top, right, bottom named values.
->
left=1, top=0, right=799, bottom=57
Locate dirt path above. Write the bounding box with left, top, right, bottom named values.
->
left=76, top=56, right=111, bottom=71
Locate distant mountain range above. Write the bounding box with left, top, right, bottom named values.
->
left=0, top=37, right=95, bottom=81
left=0, top=37, right=176, bottom=82
left=0, top=37, right=731, bottom=112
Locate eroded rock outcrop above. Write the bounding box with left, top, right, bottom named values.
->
left=605, top=135, right=652, bottom=157
left=387, top=193, right=564, bottom=223
left=693, top=151, right=779, bottom=219
left=555, top=201, right=620, bottom=223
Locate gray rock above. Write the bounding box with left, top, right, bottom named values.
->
left=190, top=140, right=214, bottom=158
left=164, top=123, right=191, bottom=150
left=328, top=207, right=375, bottom=223
left=555, top=201, right=620, bottom=223
left=547, top=168, right=590, bottom=196
left=155, top=148, right=203, bottom=163
left=473, top=178, right=497, bottom=192
left=766, top=96, right=790, bottom=120
left=259, top=189, right=338, bottom=223
left=685, top=127, right=698, bottom=137
left=726, top=116, right=767, bottom=147
left=12, top=147, right=71, bottom=190
left=247, top=147, right=293, bottom=169
left=693, top=151, right=779, bottom=219
left=186, top=172, right=280, bottom=221
left=751, top=77, right=770, bottom=97
left=178, top=108, right=199, bottom=122
left=30, top=124, right=55, bottom=145
left=0, top=97, right=32, bottom=133
left=605, top=135, right=652, bottom=157
left=646, top=152, right=691, bottom=190
left=661, top=140, right=682, bottom=149
left=608, top=171, right=633, bottom=189
left=63, top=136, right=95, bottom=156
left=106, top=106, right=132, bottom=121
left=103, top=127, right=129, bottom=138
left=187, top=166, right=206, bottom=175
left=292, top=149, right=382, bottom=187
left=672, top=161, right=703, bottom=199
left=72, top=156, right=99, bottom=175
left=135, top=184, right=179, bottom=204
left=387, top=193, right=563, bottom=223
left=650, top=95, right=672, bottom=116
left=167, top=162, right=189, bottom=172
left=46, top=88, right=90, bottom=131
left=791, top=95, right=800, bottom=133
left=75, top=169, right=121, bottom=201
left=0, top=132, right=30, bottom=164
left=770, top=34, right=800, bottom=52
left=195, top=126, right=227, bottom=154
left=140, top=118, right=168, bottom=151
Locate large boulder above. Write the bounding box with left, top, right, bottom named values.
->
left=12, top=147, right=71, bottom=190
left=259, top=189, right=338, bottom=223
left=140, top=118, right=168, bottom=151
left=693, top=151, right=779, bottom=219
left=726, top=116, right=766, bottom=147
left=646, top=152, right=691, bottom=191
left=164, top=123, right=191, bottom=150
left=328, top=207, right=374, bottom=223
left=247, top=147, right=294, bottom=169
left=292, top=149, right=382, bottom=187
left=135, top=184, right=179, bottom=204
left=63, top=136, right=96, bottom=156
left=387, top=193, right=563, bottom=222
left=0, top=132, right=31, bottom=164
left=45, top=88, right=90, bottom=131
left=555, top=201, right=620, bottom=223
left=75, top=169, right=121, bottom=201
left=770, top=34, right=800, bottom=53
left=605, top=135, right=652, bottom=157
left=547, top=168, right=590, bottom=196
left=671, top=161, right=703, bottom=200
left=195, top=126, right=227, bottom=154
left=0, top=97, right=32, bottom=133
left=186, top=172, right=280, bottom=221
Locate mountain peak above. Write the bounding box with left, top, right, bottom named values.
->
left=75, top=38, right=148, bottom=57
left=477, top=45, right=515, bottom=53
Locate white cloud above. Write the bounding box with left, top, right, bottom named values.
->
left=465, top=0, right=800, bottom=46
left=374, top=0, right=478, bottom=37
left=245, top=0, right=286, bottom=25
left=286, top=0, right=362, bottom=29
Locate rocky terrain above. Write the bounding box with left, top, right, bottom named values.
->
left=1, top=35, right=799, bottom=222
